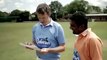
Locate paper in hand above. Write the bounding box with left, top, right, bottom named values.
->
left=19, top=43, right=40, bottom=51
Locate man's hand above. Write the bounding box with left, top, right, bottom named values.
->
left=25, top=43, right=35, bottom=50
left=20, top=42, right=36, bottom=50
left=40, top=48, right=50, bottom=54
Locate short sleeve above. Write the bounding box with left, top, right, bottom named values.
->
left=32, top=26, right=36, bottom=41
left=56, top=25, right=65, bottom=45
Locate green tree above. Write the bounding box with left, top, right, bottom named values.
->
left=19, top=11, right=30, bottom=22
left=49, top=1, right=63, bottom=20
left=10, top=9, right=21, bottom=16
left=103, top=6, right=107, bottom=13
left=9, top=9, right=21, bottom=22
left=63, top=4, right=69, bottom=14
left=30, top=12, right=38, bottom=21
left=65, top=0, right=89, bottom=14
left=10, top=9, right=30, bottom=22
left=0, top=11, right=9, bottom=17
left=87, top=5, right=101, bottom=13
left=63, top=0, right=101, bottom=14
left=0, top=11, right=10, bottom=22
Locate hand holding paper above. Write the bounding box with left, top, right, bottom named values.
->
left=19, top=42, right=40, bottom=51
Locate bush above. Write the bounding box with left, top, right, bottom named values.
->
left=0, top=16, right=19, bottom=22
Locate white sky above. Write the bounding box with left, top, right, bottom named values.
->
left=0, top=0, right=107, bottom=13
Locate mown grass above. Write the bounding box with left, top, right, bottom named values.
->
left=0, top=22, right=107, bottom=60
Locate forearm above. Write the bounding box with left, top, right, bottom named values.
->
left=48, top=44, right=65, bottom=53
left=32, top=40, right=65, bottom=53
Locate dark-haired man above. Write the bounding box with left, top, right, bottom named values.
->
left=69, top=11, right=103, bottom=60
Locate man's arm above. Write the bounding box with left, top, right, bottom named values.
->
left=21, top=41, right=41, bottom=51
left=89, top=38, right=103, bottom=60
left=24, top=41, right=65, bottom=54
left=40, top=43, right=65, bottom=54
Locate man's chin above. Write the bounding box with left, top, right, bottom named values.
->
left=73, top=32, right=78, bottom=35
left=73, top=32, right=76, bottom=34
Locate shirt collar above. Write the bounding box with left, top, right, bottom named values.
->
left=39, top=18, right=54, bottom=27
left=79, top=28, right=91, bottom=36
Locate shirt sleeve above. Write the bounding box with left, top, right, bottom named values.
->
left=32, top=26, right=36, bottom=41
left=56, top=25, right=65, bottom=45
left=89, top=37, right=103, bottom=60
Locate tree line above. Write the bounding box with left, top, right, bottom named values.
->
left=0, top=0, right=107, bottom=22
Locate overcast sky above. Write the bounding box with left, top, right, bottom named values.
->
left=0, top=0, right=107, bottom=13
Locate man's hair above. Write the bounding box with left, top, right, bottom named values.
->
left=36, top=3, right=51, bottom=16
left=70, top=11, right=88, bottom=28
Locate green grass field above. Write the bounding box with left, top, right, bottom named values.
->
left=0, top=22, right=107, bottom=60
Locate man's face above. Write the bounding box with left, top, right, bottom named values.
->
left=70, top=21, right=80, bottom=34
left=37, top=12, right=49, bottom=23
